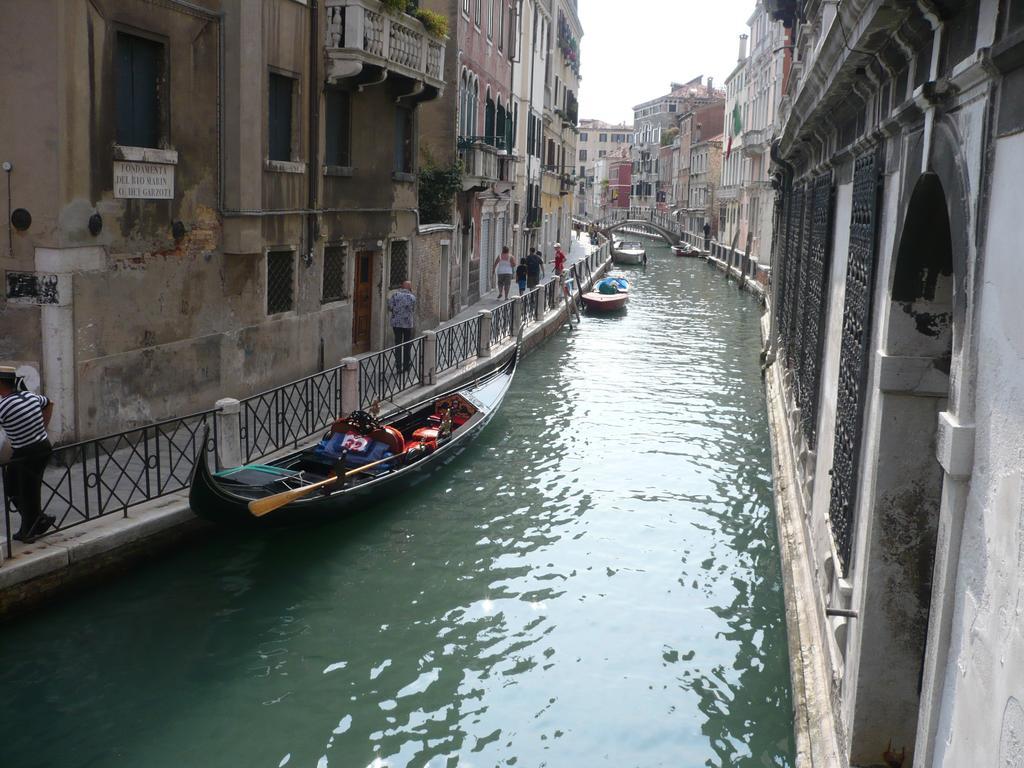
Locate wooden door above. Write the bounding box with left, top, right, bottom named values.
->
left=352, top=250, right=373, bottom=353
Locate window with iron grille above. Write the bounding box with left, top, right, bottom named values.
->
left=389, top=241, right=409, bottom=289
left=267, top=251, right=294, bottom=314
left=322, top=245, right=348, bottom=303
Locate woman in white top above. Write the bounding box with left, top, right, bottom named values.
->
left=492, top=246, right=515, bottom=300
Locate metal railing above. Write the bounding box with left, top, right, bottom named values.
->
left=0, top=239, right=613, bottom=555
left=240, top=366, right=343, bottom=463
left=1, top=409, right=218, bottom=556
left=491, top=299, right=516, bottom=345
left=436, top=316, right=480, bottom=374
left=522, top=286, right=541, bottom=326
left=545, top=278, right=559, bottom=310
left=358, top=335, right=425, bottom=409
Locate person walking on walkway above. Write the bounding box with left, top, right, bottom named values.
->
left=703, top=221, right=711, bottom=251
left=515, top=257, right=529, bottom=295
left=525, top=249, right=545, bottom=290
left=553, top=243, right=567, bottom=278
left=0, top=367, right=55, bottom=542
left=493, top=245, right=515, bottom=300
left=387, top=281, right=417, bottom=372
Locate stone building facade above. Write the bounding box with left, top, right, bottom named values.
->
left=631, top=77, right=723, bottom=211
left=1, top=0, right=445, bottom=439
left=576, top=119, right=633, bottom=216
left=420, top=0, right=517, bottom=310
left=765, top=1, right=1024, bottom=766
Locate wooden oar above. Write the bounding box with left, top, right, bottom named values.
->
left=248, top=449, right=409, bottom=518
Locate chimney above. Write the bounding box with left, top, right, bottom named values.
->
left=707, top=77, right=714, bottom=92
left=739, top=34, right=748, bottom=63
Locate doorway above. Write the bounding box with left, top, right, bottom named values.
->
left=849, top=173, right=954, bottom=766
left=352, top=250, right=374, bottom=354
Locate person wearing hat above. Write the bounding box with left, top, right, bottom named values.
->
left=0, top=367, right=55, bottom=541
left=552, top=242, right=567, bottom=278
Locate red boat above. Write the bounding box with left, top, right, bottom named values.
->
left=581, top=291, right=628, bottom=312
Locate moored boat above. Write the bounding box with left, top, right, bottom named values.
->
left=582, top=274, right=629, bottom=312
left=672, top=243, right=699, bottom=257
left=189, top=351, right=518, bottom=526
left=613, top=240, right=646, bottom=265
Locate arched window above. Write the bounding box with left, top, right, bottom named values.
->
left=459, top=70, right=469, bottom=138
left=470, top=76, right=479, bottom=137
left=496, top=95, right=506, bottom=150
left=484, top=88, right=495, bottom=145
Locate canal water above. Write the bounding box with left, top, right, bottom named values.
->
left=0, top=240, right=794, bottom=768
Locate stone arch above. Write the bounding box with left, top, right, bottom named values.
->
left=847, top=160, right=959, bottom=765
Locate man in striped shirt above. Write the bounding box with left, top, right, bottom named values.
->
left=0, top=367, right=55, bottom=541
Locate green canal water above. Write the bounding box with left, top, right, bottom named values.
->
left=0, top=240, right=794, bottom=768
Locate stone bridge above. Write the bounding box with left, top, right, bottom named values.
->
left=588, top=208, right=689, bottom=246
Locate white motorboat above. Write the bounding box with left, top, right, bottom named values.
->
left=613, top=240, right=646, bottom=265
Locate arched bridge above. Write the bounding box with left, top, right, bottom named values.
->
left=589, top=208, right=687, bottom=246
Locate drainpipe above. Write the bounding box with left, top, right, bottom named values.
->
left=763, top=137, right=793, bottom=371
left=524, top=1, right=538, bottom=255
left=307, top=1, right=320, bottom=268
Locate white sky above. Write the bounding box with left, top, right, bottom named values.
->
left=576, top=0, right=755, bottom=124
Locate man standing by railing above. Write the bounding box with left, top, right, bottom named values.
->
left=0, top=367, right=55, bottom=542
left=387, top=282, right=417, bottom=372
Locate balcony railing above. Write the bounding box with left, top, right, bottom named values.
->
left=325, top=0, right=446, bottom=91
left=459, top=138, right=516, bottom=190
left=741, top=128, right=766, bottom=154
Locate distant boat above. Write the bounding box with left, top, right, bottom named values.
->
left=613, top=240, right=646, bottom=265
left=672, top=243, right=700, bottom=257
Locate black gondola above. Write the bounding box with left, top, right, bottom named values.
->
left=188, top=348, right=518, bottom=526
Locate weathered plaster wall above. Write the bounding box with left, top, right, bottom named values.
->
left=929, top=130, right=1024, bottom=768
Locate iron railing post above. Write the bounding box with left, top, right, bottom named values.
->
left=341, top=357, right=359, bottom=416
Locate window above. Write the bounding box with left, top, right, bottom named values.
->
left=579, top=149, right=587, bottom=161
left=394, top=106, right=414, bottom=173
left=599, top=150, right=606, bottom=157
left=475, top=0, right=481, bottom=26
left=116, top=32, right=164, bottom=148
left=325, top=89, right=351, bottom=167
left=389, top=240, right=409, bottom=288
left=508, top=7, right=516, bottom=56
left=580, top=132, right=588, bottom=142
left=322, top=245, right=348, bottom=302
left=267, top=251, right=295, bottom=314
left=269, top=72, right=294, bottom=162
left=488, top=0, right=494, bottom=38
left=579, top=165, right=585, bottom=177
left=463, top=0, right=470, bottom=15
left=497, top=0, right=505, bottom=47
left=599, top=133, right=607, bottom=142
left=669, top=103, right=677, bottom=112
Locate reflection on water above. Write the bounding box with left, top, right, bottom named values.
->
left=0, top=241, right=793, bottom=767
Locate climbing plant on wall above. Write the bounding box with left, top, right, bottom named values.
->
left=557, top=11, right=579, bottom=75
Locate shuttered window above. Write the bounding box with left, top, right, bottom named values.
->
left=325, top=89, right=351, bottom=167
left=116, top=33, right=163, bottom=148
left=394, top=107, right=414, bottom=173
left=268, top=73, right=294, bottom=162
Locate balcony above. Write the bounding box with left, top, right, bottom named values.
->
left=741, top=128, right=767, bottom=155
left=541, top=169, right=561, bottom=198
left=325, top=0, right=446, bottom=98
left=458, top=138, right=516, bottom=192
left=559, top=174, right=575, bottom=196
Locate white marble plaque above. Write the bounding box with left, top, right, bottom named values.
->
left=113, top=161, right=174, bottom=199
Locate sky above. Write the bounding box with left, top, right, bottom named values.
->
left=576, top=0, right=756, bottom=124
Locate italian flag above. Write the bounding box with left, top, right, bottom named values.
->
left=725, top=103, right=742, bottom=160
